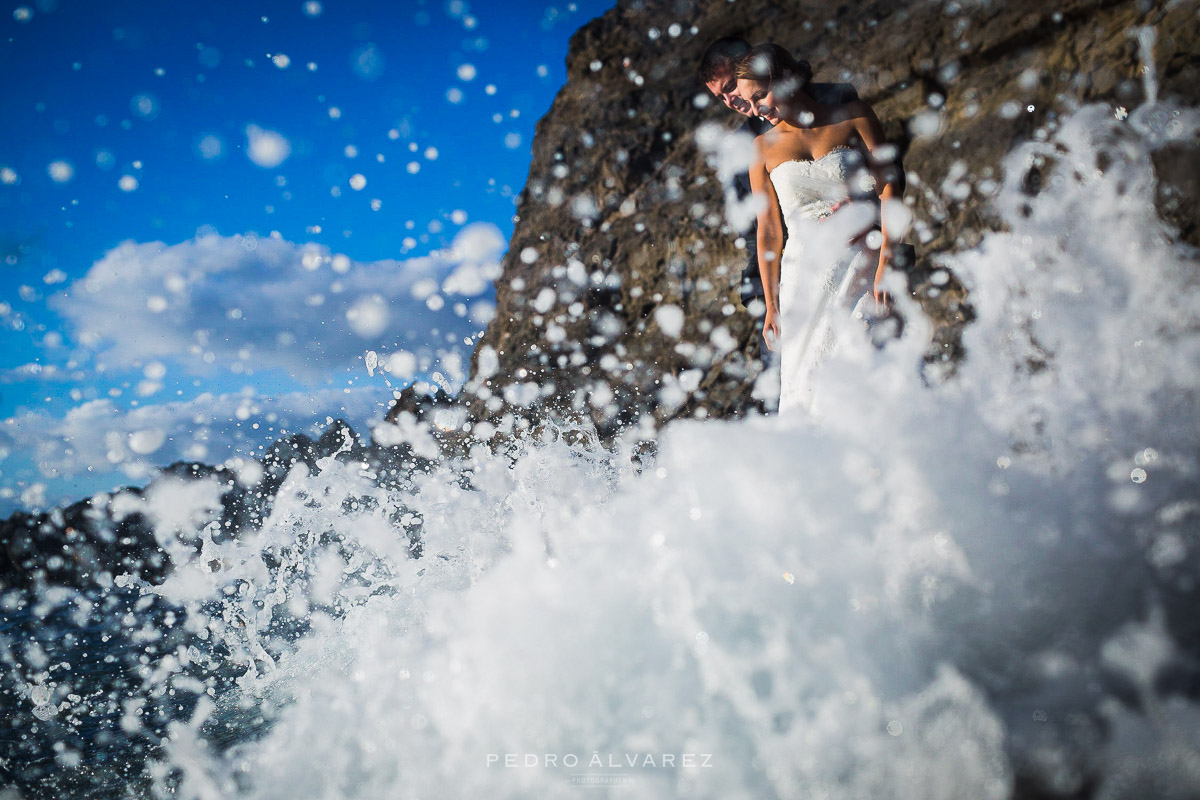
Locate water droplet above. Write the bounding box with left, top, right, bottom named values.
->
left=47, top=160, right=74, bottom=182
left=245, top=125, right=290, bottom=168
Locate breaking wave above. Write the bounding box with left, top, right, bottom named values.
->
left=4, top=99, right=1199, bottom=799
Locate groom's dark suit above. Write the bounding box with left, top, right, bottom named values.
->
left=732, top=82, right=860, bottom=316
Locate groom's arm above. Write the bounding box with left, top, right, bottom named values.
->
left=732, top=168, right=764, bottom=306
left=809, top=81, right=859, bottom=105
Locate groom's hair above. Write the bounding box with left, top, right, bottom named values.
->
left=698, top=36, right=751, bottom=82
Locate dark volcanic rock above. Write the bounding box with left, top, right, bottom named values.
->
left=0, top=419, right=429, bottom=799
left=460, top=0, right=1198, bottom=434
left=384, top=383, right=457, bottom=425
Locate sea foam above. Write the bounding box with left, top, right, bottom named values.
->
left=120, top=100, right=1200, bottom=799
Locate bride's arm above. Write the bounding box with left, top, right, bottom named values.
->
left=850, top=104, right=901, bottom=304
left=748, top=145, right=784, bottom=349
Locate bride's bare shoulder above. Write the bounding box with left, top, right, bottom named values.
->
left=753, top=128, right=778, bottom=154
left=753, top=127, right=791, bottom=162
left=756, top=124, right=796, bottom=147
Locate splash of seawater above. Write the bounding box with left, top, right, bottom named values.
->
left=8, top=100, right=1200, bottom=799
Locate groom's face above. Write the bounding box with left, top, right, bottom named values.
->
left=705, top=68, right=753, bottom=116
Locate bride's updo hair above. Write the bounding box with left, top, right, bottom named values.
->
left=734, top=43, right=813, bottom=101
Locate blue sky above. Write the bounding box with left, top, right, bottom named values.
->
left=0, top=0, right=613, bottom=513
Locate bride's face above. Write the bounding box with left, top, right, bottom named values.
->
left=736, top=77, right=782, bottom=125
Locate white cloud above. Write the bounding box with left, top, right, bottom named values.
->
left=0, top=386, right=390, bottom=481
left=3, top=224, right=505, bottom=514
left=0, top=363, right=79, bottom=384
left=51, top=225, right=505, bottom=382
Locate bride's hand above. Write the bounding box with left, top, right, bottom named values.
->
left=873, top=273, right=892, bottom=311
left=873, top=247, right=892, bottom=310
left=763, top=307, right=781, bottom=351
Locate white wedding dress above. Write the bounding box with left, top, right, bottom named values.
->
left=770, top=147, right=875, bottom=414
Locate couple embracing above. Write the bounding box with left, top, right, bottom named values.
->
left=700, top=38, right=904, bottom=415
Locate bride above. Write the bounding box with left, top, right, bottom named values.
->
left=736, top=43, right=901, bottom=414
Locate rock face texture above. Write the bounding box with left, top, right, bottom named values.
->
left=462, top=0, right=1199, bottom=434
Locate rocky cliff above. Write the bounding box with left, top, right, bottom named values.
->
left=459, top=0, right=1199, bottom=435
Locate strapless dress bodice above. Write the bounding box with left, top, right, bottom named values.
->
left=769, top=147, right=874, bottom=225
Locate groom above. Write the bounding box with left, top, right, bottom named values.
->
left=698, top=37, right=859, bottom=388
